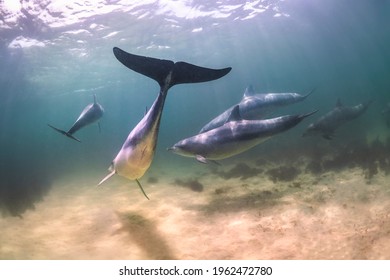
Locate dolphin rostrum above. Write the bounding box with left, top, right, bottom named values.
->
left=98, top=47, right=232, bottom=199
left=169, top=105, right=316, bottom=163
left=48, top=94, right=104, bottom=142
left=303, top=98, right=372, bottom=140
left=199, top=85, right=315, bottom=133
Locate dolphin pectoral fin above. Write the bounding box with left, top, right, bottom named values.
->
left=195, top=155, right=220, bottom=166
left=135, top=179, right=150, bottom=200
left=98, top=170, right=116, bottom=186
left=48, top=124, right=81, bottom=142
left=196, top=155, right=209, bottom=164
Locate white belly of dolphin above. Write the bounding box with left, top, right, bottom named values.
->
left=113, top=133, right=157, bottom=180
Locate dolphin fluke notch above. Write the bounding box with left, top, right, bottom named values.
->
left=47, top=124, right=81, bottom=142
left=113, top=47, right=231, bottom=89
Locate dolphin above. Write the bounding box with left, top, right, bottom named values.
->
left=302, top=99, right=372, bottom=140
left=169, top=105, right=316, bottom=163
left=48, top=94, right=104, bottom=142
left=199, top=85, right=314, bottom=133
left=98, top=47, right=231, bottom=199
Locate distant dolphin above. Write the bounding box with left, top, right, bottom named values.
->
left=303, top=99, right=372, bottom=140
left=98, top=47, right=231, bottom=199
left=199, top=85, right=314, bottom=133
left=48, top=94, right=104, bottom=142
left=169, top=105, right=316, bottom=163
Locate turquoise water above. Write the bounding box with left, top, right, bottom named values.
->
left=0, top=0, right=390, bottom=246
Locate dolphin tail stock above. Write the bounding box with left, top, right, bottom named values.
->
left=47, top=124, right=81, bottom=142
left=112, top=47, right=232, bottom=91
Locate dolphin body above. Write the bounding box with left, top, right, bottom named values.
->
left=303, top=99, right=372, bottom=140
left=199, top=85, right=314, bottom=133
left=169, top=105, right=316, bottom=163
left=98, top=47, right=231, bottom=199
left=48, top=94, right=104, bottom=142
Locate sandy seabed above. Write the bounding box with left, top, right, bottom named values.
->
left=1, top=161, right=390, bottom=260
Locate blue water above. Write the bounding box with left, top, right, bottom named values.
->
left=1, top=0, right=389, bottom=219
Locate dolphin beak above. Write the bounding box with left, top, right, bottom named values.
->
left=97, top=170, right=116, bottom=186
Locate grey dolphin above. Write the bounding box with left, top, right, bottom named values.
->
left=98, top=47, right=231, bottom=199
left=303, top=99, right=372, bottom=140
left=199, top=85, right=314, bottom=133
left=48, top=94, right=104, bottom=142
left=169, top=105, right=316, bottom=163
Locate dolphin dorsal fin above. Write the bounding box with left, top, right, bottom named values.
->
left=227, top=105, right=242, bottom=122
left=243, top=85, right=255, bottom=98
left=336, top=98, right=343, bottom=108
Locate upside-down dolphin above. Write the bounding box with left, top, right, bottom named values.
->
left=199, top=85, right=314, bottom=133
left=169, top=105, right=316, bottom=163
left=48, top=94, right=104, bottom=142
left=302, top=98, right=372, bottom=140
left=98, top=47, right=231, bottom=199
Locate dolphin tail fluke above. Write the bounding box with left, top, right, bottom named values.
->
left=47, top=124, right=81, bottom=142
left=113, top=47, right=231, bottom=89
left=98, top=170, right=116, bottom=186
left=136, top=179, right=150, bottom=200
left=113, top=47, right=174, bottom=86
left=170, top=61, right=231, bottom=86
